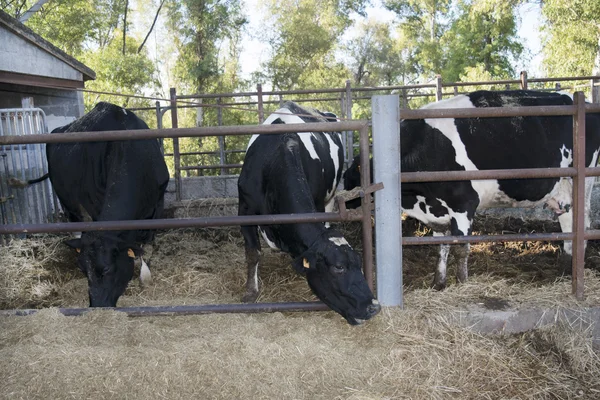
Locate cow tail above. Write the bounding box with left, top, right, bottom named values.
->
left=8, top=173, right=49, bottom=188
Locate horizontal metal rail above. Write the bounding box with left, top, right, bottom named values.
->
left=400, top=104, right=600, bottom=120
left=402, top=230, right=600, bottom=246
left=0, top=121, right=368, bottom=146
left=0, top=301, right=330, bottom=317
left=181, top=164, right=242, bottom=171
left=402, top=167, right=577, bottom=182
left=0, top=212, right=364, bottom=235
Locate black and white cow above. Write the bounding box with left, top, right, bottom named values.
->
left=238, top=101, right=381, bottom=325
left=344, top=90, right=600, bottom=290
left=11, top=102, right=169, bottom=307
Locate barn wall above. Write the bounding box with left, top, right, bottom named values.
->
left=0, top=25, right=83, bottom=81
left=0, top=83, right=83, bottom=131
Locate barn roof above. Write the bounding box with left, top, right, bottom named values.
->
left=0, top=9, right=96, bottom=88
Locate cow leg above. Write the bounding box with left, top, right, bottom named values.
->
left=558, top=176, right=597, bottom=273
left=432, top=231, right=450, bottom=290
left=241, top=225, right=262, bottom=303
left=454, top=243, right=470, bottom=284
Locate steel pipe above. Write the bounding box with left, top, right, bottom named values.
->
left=0, top=121, right=368, bottom=146
left=0, top=212, right=364, bottom=235
left=401, top=105, right=576, bottom=120
left=401, top=167, right=577, bottom=182
left=0, top=301, right=330, bottom=317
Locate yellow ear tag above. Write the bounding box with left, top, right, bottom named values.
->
left=303, top=258, right=310, bottom=269
left=76, top=248, right=81, bottom=253
left=127, top=248, right=135, bottom=258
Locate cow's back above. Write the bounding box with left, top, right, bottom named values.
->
left=47, top=103, right=169, bottom=232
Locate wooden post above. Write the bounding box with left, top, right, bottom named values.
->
left=520, top=71, right=528, bottom=90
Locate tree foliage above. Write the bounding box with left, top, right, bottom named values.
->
left=541, top=0, right=600, bottom=77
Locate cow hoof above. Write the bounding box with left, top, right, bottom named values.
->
left=431, top=281, right=446, bottom=291
left=242, top=291, right=259, bottom=303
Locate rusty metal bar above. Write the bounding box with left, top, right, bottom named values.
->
left=0, top=211, right=364, bottom=235
left=572, top=92, right=586, bottom=300
left=181, top=164, right=242, bottom=171
left=401, top=105, right=575, bottom=120
left=359, top=124, right=374, bottom=292
left=257, top=83, right=264, bottom=124
left=0, top=301, right=330, bottom=317
left=402, top=232, right=573, bottom=245
left=170, top=88, right=182, bottom=201
left=0, top=121, right=367, bottom=146
left=401, top=167, right=577, bottom=182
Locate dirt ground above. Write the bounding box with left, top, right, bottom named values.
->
left=1, top=216, right=600, bottom=399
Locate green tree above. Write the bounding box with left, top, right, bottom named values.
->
left=541, top=0, right=600, bottom=78
left=441, top=0, right=523, bottom=82
left=385, top=0, right=452, bottom=79
left=345, top=19, right=413, bottom=87
left=260, top=0, right=366, bottom=90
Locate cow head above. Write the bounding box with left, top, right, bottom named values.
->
left=65, top=233, right=140, bottom=307
left=292, top=230, right=380, bottom=325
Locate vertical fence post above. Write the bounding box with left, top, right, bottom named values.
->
left=572, top=91, right=586, bottom=300
left=345, top=80, right=353, bottom=165
left=372, top=95, right=402, bottom=307
left=520, top=71, right=528, bottom=90
left=591, top=79, right=598, bottom=103
left=170, top=88, right=182, bottom=201
left=359, top=124, right=374, bottom=292
left=340, top=91, right=347, bottom=158
left=435, top=75, right=443, bottom=101
left=453, top=86, right=458, bottom=96
left=401, top=88, right=408, bottom=109
left=555, top=83, right=561, bottom=91
left=155, top=101, right=164, bottom=155
left=217, top=97, right=226, bottom=176
left=257, top=84, right=264, bottom=124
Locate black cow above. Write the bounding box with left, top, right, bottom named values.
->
left=344, top=90, right=600, bottom=290
left=11, top=102, right=169, bottom=307
left=238, top=101, right=381, bottom=325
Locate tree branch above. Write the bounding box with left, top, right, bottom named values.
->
left=138, top=0, right=166, bottom=54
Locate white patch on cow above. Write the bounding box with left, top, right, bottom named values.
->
left=73, top=232, right=82, bottom=239
left=250, top=262, right=259, bottom=292
left=122, top=109, right=127, bottom=115
left=404, top=195, right=452, bottom=228
left=324, top=133, right=341, bottom=198
left=247, top=108, right=316, bottom=156
left=139, top=257, right=151, bottom=286
left=329, top=237, right=351, bottom=248
left=557, top=91, right=574, bottom=101
left=559, top=145, right=573, bottom=168
left=259, top=228, right=279, bottom=250
left=422, top=96, right=506, bottom=208
left=434, top=232, right=450, bottom=285
left=324, top=198, right=335, bottom=228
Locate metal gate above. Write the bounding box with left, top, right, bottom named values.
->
left=0, top=108, right=58, bottom=240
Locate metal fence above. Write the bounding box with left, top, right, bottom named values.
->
left=0, top=108, right=58, bottom=244
left=0, top=120, right=374, bottom=317
left=130, top=71, right=600, bottom=201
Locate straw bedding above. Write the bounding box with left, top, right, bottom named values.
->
left=1, top=215, right=600, bottom=399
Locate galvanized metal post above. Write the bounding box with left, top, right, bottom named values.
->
left=572, top=92, right=586, bottom=300
left=372, top=95, right=402, bottom=307
left=257, top=84, right=264, bottom=124
left=170, top=88, right=182, bottom=201
left=217, top=97, right=226, bottom=176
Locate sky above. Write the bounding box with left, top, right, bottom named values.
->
left=238, top=0, right=544, bottom=82
left=136, top=0, right=545, bottom=96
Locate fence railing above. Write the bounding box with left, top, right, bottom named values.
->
left=130, top=72, right=600, bottom=197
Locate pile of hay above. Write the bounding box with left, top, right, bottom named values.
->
left=1, top=305, right=599, bottom=398
left=2, top=214, right=600, bottom=398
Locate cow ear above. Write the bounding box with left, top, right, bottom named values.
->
left=127, top=245, right=143, bottom=258
left=292, top=252, right=317, bottom=275
left=64, top=238, right=82, bottom=252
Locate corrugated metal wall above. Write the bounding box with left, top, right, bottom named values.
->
left=0, top=108, right=58, bottom=243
